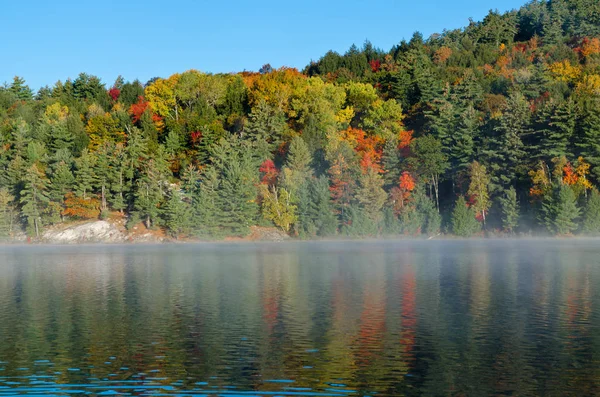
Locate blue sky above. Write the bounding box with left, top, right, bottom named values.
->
left=1, top=0, right=527, bottom=90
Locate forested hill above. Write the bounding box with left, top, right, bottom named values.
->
left=2, top=0, right=600, bottom=240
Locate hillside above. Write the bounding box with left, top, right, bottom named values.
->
left=1, top=0, right=600, bottom=239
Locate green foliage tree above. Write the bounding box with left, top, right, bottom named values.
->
left=582, top=189, right=600, bottom=235
left=541, top=184, right=580, bottom=235
left=410, top=135, right=448, bottom=211
left=20, top=164, right=50, bottom=237
left=451, top=196, right=480, bottom=237
left=498, top=187, right=520, bottom=233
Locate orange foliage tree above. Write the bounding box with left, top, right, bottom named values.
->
left=62, top=193, right=101, bottom=219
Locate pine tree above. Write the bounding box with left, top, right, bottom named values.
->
left=381, top=135, right=401, bottom=190
left=537, top=99, right=575, bottom=161
left=280, top=136, right=313, bottom=200
left=20, top=164, right=50, bottom=238
left=498, top=187, right=520, bottom=233
left=9, top=76, right=33, bottom=101
left=541, top=184, right=580, bottom=235
left=244, top=100, right=286, bottom=160
left=582, top=189, right=600, bottom=235
left=0, top=188, right=15, bottom=237
left=163, top=188, right=191, bottom=238
left=209, top=138, right=260, bottom=236
left=295, top=176, right=337, bottom=237
left=576, top=99, right=600, bottom=180
left=554, top=184, right=580, bottom=235
left=492, top=92, right=531, bottom=188
left=134, top=147, right=170, bottom=229
left=48, top=122, right=74, bottom=153
left=49, top=160, right=75, bottom=205
left=451, top=196, right=481, bottom=237
left=74, top=149, right=97, bottom=199
left=355, top=168, right=387, bottom=221
left=194, top=166, right=221, bottom=237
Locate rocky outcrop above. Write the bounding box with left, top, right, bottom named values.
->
left=43, top=221, right=125, bottom=244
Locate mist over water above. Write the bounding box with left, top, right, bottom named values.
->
left=0, top=240, right=599, bottom=396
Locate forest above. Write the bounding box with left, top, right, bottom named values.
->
left=1, top=0, right=600, bottom=239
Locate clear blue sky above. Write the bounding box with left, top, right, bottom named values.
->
left=1, top=0, right=527, bottom=90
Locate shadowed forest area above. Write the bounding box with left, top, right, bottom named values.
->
left=1, top=0, right=600, bottom=239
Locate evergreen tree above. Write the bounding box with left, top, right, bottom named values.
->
left=9, top=76, right=33, bottom=101
left=280, top=136, right=313, bottom=200
left=295, top=176, right=337, bottom=237
left=244, top=100, right=287, bottom=160
left=541, top=184, right=580, bottom=235
left=582, top=189, right=600, bottom=235
left=491, top=92, right=531, bottom=188
left=553, top=184, right=580, bottom=235
left=381, top=135, right=401, bottom=190
left=537, top=99, right=575, bottom=161
left=576, top=99, right=600, bottom=180
left=163, top=188, right=191, bottom=238
left=210, top=138, right=260, bottom=236
left=74, top=149, right=97, bottom=199
left=451, top=196, right=480, bottom=237
left=20, top=164, right=50, bottom=237
left=134, top=147, right=170, bottom=229
left=355, top=168, right=387, bottom=221
left=194, top=166, right=221, bottom=237
left=49, top=160, right=75, bottom=205
left=498, top=186, right=520, bottom=233
left=0, top=188, right=15, bottom=237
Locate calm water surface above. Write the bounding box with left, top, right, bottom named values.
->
left=1, top=240, right=600, bottom=396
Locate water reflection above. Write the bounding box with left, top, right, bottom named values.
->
left=0, top=240, right=600, bottom=396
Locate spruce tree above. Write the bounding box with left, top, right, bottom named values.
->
left=451, top=196, right=481, bottom=237
left=553, top=184, right=580, bottom=235
left=74, top=149, right=97, bottom=199
left=134, top=147, right=169, bottom=229
left=209, top=138, right=259, bottom=236
left=244, top=100, right=286, bottom=160
left=498, top=187, right=520, bottom=233
left=576, top=99, right=600, bottom=179
left=582, top=189, right=600, bottom=235
left=194, top=166, right=221, bottom=237
left=381, top=135, right=401, bottom=190
left=355, top=168, right=387, bottom=221
left=163, top=188, right=191, bottom=238
left=0, top=188, right=15, bottom=237
left=541, top=184, right=580, bottom=235
left=280, top=136, right=313, bottom=200
left=49, top=160, right=75, bottom=204
left=20, top=164, right=50, bottom=238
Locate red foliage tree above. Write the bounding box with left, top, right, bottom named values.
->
left=369, top=59, right=381, bottom=73
left=129, top=96, right=149, bottom=123
left=108, top=87, right=121, bottom=102
left=259, top=159, right=279, bottom=186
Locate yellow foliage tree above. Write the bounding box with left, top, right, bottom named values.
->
left=549, top=60, right=581, bottom=83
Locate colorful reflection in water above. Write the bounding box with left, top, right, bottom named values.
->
left=1, top=240, right=600, bottom=396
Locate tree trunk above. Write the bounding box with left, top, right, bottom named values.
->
left=101, top=184, right=107, bottom=212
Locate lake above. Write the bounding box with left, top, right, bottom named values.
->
left=0, top=240, right=599, bottom=396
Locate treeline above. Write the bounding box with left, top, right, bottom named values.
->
left=2, top=0, right=600, bottom=239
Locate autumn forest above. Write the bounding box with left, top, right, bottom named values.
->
left=2, top=0, right=600, bottom=239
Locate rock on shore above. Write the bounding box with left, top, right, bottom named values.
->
left=43, top=221, right=125, bottom=244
